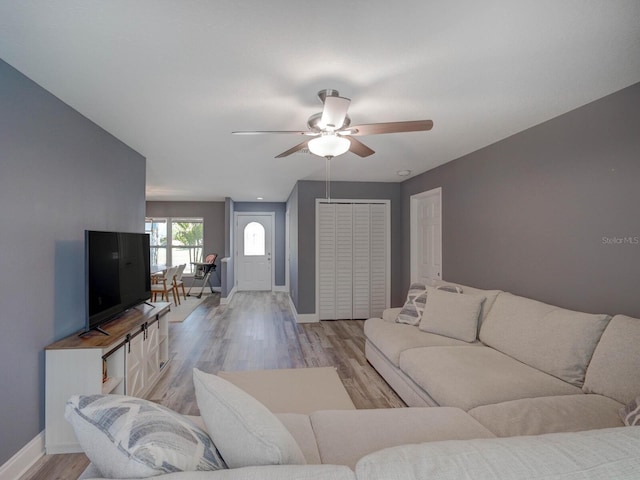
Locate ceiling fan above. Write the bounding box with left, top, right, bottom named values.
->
left=232, top=89, right=433, bottom=159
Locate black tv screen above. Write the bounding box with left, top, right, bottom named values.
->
left=85, top=230, right=151, bottom=332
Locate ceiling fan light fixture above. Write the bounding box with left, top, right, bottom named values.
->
left=308, top=134, right=350, bottom=158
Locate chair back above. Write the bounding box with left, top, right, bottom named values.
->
left=163, top=265, right=178, bottom=283
left=175, top=264, right=186, bottom=281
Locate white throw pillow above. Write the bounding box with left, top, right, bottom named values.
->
left=396, top=283, right=428, bottom=325
left=65, top=394, right=226, bottom=478
left=193, top=368, right=306, bottom=468
left=419, top=288, right=485, bottom=342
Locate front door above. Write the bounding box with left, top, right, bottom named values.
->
left=411, top=188, right=442, bottom=285
left=236, top=214, right=273, bottom=291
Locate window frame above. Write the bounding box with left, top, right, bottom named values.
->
left=145, top=216, right=204, bottom=275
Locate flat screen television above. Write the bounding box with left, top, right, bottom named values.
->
left=85, top=230, right=152, bottom=334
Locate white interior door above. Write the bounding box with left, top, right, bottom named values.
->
left=236, top=214, right=273, bottom=291
left=411, top=188, right=442, bottom=285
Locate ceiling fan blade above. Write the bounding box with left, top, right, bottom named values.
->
left=346, top=119, right=433, bottom=136
left=275, top=140, right=310, bottom=158
left=232, top=130, right=312, bottom=135
left=320, top=95, right=351, bottom=130
left=347, top=137, right=375, bottom=157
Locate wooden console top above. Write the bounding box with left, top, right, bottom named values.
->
left=46, top=302, right=170, bottom=350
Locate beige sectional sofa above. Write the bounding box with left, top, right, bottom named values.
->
left=73, top=281, right=640, bottom=479
left=365, top=280, right=639, bottom=437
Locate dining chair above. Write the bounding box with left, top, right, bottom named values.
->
left=173, top=264, right=187, bottom=301
left=151, top=265, right=180, bottom=305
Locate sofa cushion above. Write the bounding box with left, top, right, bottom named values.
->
left=193, top=369, right=306, bottom=468
left=468, top=394, right=624, bottom=437
left=381, top=307, right=402, bottom=322
left=81, top=465, right=358, bottom=480
left=355, top=426, right=640, bottom=480
left=275, top=414, right=321, bottom=464
left=432, top=280, right=502, bottom=326
left=479, top=292, right=610, bottom=387
left=583, top=314, right=640, bottom=405
left=620, top=396, right=640, bottom=426
left=399, top=346, right=582, bottom=411
left=65, top=394, right=226, bottom=479
left=364, top=317, right=478, bottom=367
left=309, top=407, right=495, bottom=469
left=396, top=283, right=428, bottom=325
left=419, top=288, right=485, bottom=342
left=182, top=413, right=322, bottom=466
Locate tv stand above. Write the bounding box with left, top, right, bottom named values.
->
left=94, top=326, right=110, bottom=336
left=45, top=302, right=171, bottom=454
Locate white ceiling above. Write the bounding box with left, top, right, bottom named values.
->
left=1, top=1, right=639, bottom=202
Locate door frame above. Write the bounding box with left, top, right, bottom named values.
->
left=410, top=187, right=442, bottom=284
left=234, top=211, right=276, bottom=291
left=315, top=198, right=391, bottom=319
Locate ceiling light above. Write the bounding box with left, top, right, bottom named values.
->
left=308, top=134, right=350, bottom=158
left=397, top=170, right=412, bottom=177
left=257, top=197, right=263, bottom=200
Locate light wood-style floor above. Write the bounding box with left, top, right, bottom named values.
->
left=21, top=291, right=404, bottom=480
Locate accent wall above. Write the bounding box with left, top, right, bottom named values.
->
left=288, top=180, right=403, bottom=316
left=0, top=59, right=146, bottom=466
left=401, top=82, right=640, bottom=318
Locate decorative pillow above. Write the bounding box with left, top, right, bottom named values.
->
left=396, top=283, right=428, bottom=325
left=419, top=289, right=486, bottom=342
left=436, top=284, right=464, bottom=293
left=65, top=394, right=226, bottom=478
left=619, top=396, right=640, bottom=426
left=193, top=368, right=306, bottom=468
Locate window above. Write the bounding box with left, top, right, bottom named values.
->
left=145, top=217, right=204, bottom=274
left=243, top=221, right=265, bottom=256
left=145, top=218, right=167, bottom=267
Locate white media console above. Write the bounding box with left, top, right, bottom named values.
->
left=44, top=302, right=171, bottom=454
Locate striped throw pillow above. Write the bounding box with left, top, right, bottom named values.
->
left=65, top=394, right=226, bottom=478
left=396, top=283, right=428, bottom=325
left=620, top=396, right=640, bottom=426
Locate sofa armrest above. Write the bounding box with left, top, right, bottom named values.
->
left=382, top=307, right=402, bottom=323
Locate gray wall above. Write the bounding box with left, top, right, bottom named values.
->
left=234, top=202, right=286, bottom=287
left=222, top=197, right=235, bottom=298
left=289, top=180, right=403, bottom=315
left=0, top=59, right=146, bottom=464
left=287, top=185, right=299, bottom=307
left=402, top=82, right=640, bottom=318
left=145, top=201, right=225, bottom=287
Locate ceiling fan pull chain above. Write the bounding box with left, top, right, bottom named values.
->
left=325, top=156, right=331, bottom=202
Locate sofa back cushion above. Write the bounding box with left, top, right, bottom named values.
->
left=432, top=280, right=502, bottom=328
left=479, top=293, right=610, bottom=387
left=583, top=315, right=640, bottom=405
left=419, top=288, right=485, bottom=342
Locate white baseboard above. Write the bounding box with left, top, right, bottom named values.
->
left=296, top=313, right=319, bottom=323
left=220, top=286, right=236, bottom=305
left=287, top=295, right=319, bottom=323
left=272, top=285, right=288, bottom=292
left=0, top=431, right=45, bottom=480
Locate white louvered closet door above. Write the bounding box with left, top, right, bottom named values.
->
left=318, top=204, right=337, bottom=320
left=317, top=202, right=389, bottom=320
left=369, top=204, right=388, bottom=318
left=335, top=204, right=354, bottom=319
left=352, top=204, right=371, bottom=319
